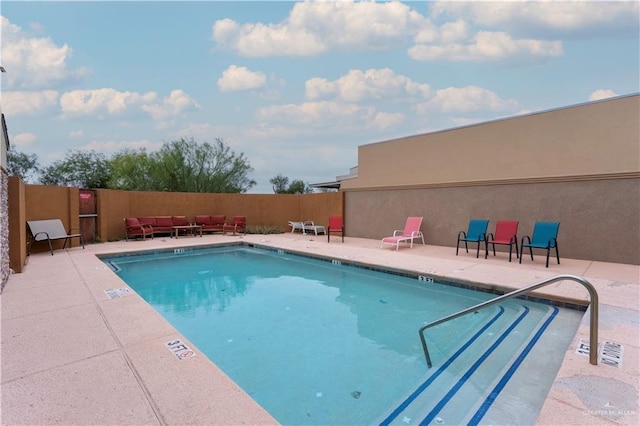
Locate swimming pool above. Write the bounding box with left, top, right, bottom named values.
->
left=103, top=245, right=583, bottom=425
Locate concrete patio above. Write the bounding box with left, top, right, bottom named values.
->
left=1, top=232, right=638, bottom=425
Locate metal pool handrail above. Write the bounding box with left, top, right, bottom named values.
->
left=419, top=274, right=598, bottom=368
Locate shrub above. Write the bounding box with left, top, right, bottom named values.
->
left=245, top=225, right=285, bottom=235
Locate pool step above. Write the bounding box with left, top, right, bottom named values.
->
left=379, top=302, right=558, bottom=425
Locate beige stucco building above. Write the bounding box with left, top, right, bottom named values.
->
left=340, top=94, right=640, bottom=265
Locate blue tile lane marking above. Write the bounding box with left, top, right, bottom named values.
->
left=467, top=306, right=560, bottom=426
left=419, top=306, right=531, bottom=426
left=379, top=306, right=506, bottom=426
left=107, top=260, right=121, bottom=272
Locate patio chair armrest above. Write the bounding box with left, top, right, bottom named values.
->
left=458, top=231, right=467, bottom=239
left=392, top=229, right=403, bottom=236
left=33, top=231, right=51, bottom=241
left=520, top=235, right=531, bottom=246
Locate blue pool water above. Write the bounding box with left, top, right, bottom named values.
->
left=103, top=245, right=583, bottom=425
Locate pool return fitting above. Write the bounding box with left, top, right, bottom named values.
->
left=419, top=274, right=599, bottom=368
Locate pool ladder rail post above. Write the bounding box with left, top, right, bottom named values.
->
left=419, top=274, right=599, bottom=368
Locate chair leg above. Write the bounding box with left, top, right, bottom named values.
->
left=47, top=239, right=54, bottom=256
left=464, top=241, right=469, bottom=253
left=514, top=240, right=519, bottom=259
left=456, top=239, right=460, bottom=255
left=519, top=244, right=524, bottom=264
left=475, top=241, right=480, bottom=258
left=529, top=246, right=534, bottom=261
left=555, top=245, right=560, bottom=265
left=546, top=248, right=550, bottom=268
left=508, top=244, right=512, bottom=262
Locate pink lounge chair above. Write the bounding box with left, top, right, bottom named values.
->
left=380, top=216, right=425, bottom=250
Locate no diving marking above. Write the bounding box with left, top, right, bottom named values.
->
left=575, top=340, right=623, bottom=368
left=165, top=339, right=196, bottom=360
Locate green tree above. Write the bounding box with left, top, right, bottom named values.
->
left=152, top=138, right=256, bottom=193
left=6, top=150, right=40, bottom=183
left=109, top=138, right=256, bottom=193
left=270, top=173, right=313, bottom=194
left=39, top=150, right=112, bottom=188
left=108, top=148, right=157, bottom=191
left=270, top=174, right=290, bottom=193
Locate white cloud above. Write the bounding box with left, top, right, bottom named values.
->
left=80, top=139, right=164, bottom=154
left=209, top=1, right=606, bottom=64
left=11, top=132, right=37, bottom=147
left=69, top=130, right=84, bottom=139
left=58, top=88, right=199, bottom=121
left=409, top=31, right=563, bottom=62
left=415, top=86, right=520, bottom=114
left=60, top=88, right=157, bottom=117
left=217, top=65, right=267, bottom=92
left=212, top=1, right=425, bottom=57
left=0, top=15, right=88, bottom=90
left=429, top=1, right=639, bottom=37
left=368, top=112, right=405, bottom=131
left=257, top=101, right=376, bottom=128
left=306, top=68, right=431, bottom=102
left=439, top=20, right=471, bottom=44
left=141, top=89, right=200, bottom=121
left=1, top=90, right=59, bottom=116
left=589, top=89, right=618, bottom=102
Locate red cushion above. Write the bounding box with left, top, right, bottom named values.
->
left=156, top=216, right=173, bottom=227
left=172, top=216, right=189, bottom=226
left=211, top=215, right=226, bottom=225
left=139, top=217, right=156, bottom=226
left=231, top=216, right=246, bottom=224
left=195, top=215, right=212, bottom=225
left=125, top=217, right=140, bottom=227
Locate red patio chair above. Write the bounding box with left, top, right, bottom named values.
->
left=223, top=216, right=246, bottom=235
left=124, top=217, right=153, bottom=241
left=327, top=216, right=344, bottom=242
left=485, top=220, right=519, bottom=262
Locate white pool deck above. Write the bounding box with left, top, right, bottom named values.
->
left=1, top=233, right=638, bottom=425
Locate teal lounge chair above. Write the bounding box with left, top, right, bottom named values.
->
left=456, top=219, right=489, bottom=258
left=519, top=221, right=560, bottom=268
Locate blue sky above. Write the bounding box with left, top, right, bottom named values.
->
left=1, top=1, right=638, bottom=193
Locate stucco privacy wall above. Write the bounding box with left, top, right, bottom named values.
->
left=8, top=185, right=343, bottom=266
left=7, top=177, right=25, bottom=273
left=96, top=189, right=342, bottom=242
left=342, top=94, right=640, bottom=265
left=343, top=94, right=639, bottom=189
left=345, top=177, right=640, bottom=265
